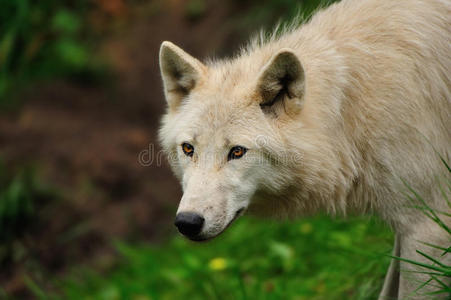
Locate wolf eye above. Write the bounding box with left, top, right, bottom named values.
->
left=228, top=146, right=247, bottom=160
left=182, top=143, right=194, bottom=157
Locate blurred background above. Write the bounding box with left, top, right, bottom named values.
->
left=0, top=0, right=394, bottom=299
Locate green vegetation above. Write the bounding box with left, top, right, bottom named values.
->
left=0, top=162, right=43, bottom=243
left=0, top=161, right=54, bottom=266
left=0, top=164, right=34, bottom=243
left=235, top=0, right=338, bottom=33
left=392, top=159, right=451, bottom=297
left=0, top=0, right=104, bottom=107
left=53, top=216, right=392, bottom=300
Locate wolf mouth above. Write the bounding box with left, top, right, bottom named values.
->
left=188, top=207, right=246, bottom=242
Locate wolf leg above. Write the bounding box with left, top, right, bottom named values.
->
left=379, top=234, right=400, bottom=300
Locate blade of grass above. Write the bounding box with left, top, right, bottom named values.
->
left=402, top=179, right=451, bottom=236
left=438, top=155, right=451, bottom=174
left=424, top=289, right=451, bottom=296
left=416, top=250, right=448, bottom=268
left=387, top=254, right=448, bottom=274
left=436, top=177, right=450, bottom=208
left=413, top=277, right=433, bottom=294
left=418, top=241, right=448, bottom=252
left=24, top=275, right=46, bottom=300
left=404, top=270, right=450, bottom=277
left=430, top=275, right=449, bottom=290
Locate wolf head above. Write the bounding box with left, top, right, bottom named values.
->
left=158, top=41, right=334, bottom=241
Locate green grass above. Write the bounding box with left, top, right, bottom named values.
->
left=52, top=216, right=393, bottom=300
left=0, top=161, right=47, bottom=244
left=0, top=160, right=55, bottom=269
left=0, top=0, right=106, bottom=107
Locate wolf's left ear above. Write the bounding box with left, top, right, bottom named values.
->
left=257, top=49, right=305, bottom=115
left=159, top=41, right=206, bottom=111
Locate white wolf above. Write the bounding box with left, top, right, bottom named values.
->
left=158, top=0, right=451, bottom=298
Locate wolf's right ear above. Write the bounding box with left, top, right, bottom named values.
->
left=159, top=41, right=205, bottom=111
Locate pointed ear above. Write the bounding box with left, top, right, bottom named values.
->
left=159, top=41, right=205, bottom=110
left=257, top=49, right=305, bottom=115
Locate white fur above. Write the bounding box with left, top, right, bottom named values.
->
left=159, top=0, right=451, bottom=298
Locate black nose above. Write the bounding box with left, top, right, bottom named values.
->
left=174, top=212, right=205, bottom=237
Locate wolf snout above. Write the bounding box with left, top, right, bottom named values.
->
left=174, top=212, right=205, bottom=238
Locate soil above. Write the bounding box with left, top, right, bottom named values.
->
left=0, top=0, right=260, bottom=296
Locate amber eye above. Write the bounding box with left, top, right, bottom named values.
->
left=182, top=143, right=194, bottom=157
left=228, top=146, right=247, bottom=161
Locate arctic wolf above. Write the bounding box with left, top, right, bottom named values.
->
left=158, top=0, right=451, bottom=298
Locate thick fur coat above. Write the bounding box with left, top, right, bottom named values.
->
left=159, top=0, right=451, bottom=298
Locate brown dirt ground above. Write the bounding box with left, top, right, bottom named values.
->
left=0, top=0, right=259, bottom=296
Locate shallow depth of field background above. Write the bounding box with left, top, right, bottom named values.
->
left=0, top=0, right=394, bottom=299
